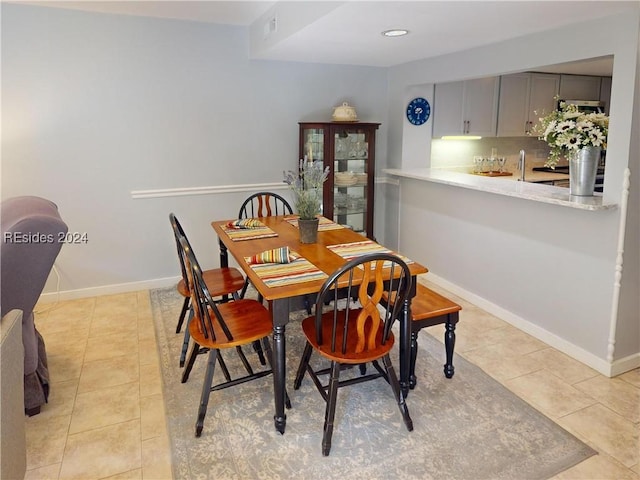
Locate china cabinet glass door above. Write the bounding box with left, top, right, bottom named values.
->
left=299, top=122, right=379, bottom=239
left=301, top=126, right=325, bottom=164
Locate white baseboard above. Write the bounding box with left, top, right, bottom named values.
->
left=610, top=352, right=640, bottom=377
left=38, top=271, right=640, bottom=377
left=38, top=276, right=179, bottom=303
left=423, top=272, right=639, bottom=378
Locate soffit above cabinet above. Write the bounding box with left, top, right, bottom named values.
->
left=17, top=2, right=633, bottom=68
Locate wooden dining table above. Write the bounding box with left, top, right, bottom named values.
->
left=211, top=215, right=427, bottom=434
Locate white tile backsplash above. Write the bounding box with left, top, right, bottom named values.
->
left=430, top=137, right=563, bottom=174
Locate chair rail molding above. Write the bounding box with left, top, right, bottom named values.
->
left=376, top=175, right=400, bottom=186
left=131, top=182, right=287, bottom=199
left=132, top=178, right=396, bottom=199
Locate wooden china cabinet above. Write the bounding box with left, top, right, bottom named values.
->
left=298, top=122, right=380, bottom=239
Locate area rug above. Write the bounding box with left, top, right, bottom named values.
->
left=150, top=287, right=596, bottom=479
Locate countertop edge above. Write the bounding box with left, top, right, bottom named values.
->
left=382, top=168, right=617, bottom=211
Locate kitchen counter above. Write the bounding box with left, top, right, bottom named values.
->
left=382, top=168, right=617, bottom=211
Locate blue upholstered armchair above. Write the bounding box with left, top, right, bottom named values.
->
left=1, top=196, right=68, bottom=415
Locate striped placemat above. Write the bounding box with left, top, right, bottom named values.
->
left=284, top=215, right=344, bottom=231
left=245, top=251, right=327, bottom=287
left=221, top=223, right=278, bottom=242
left=327, top=240, right=414, bottom=267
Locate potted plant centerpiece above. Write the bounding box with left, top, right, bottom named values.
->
left=532, top=100, right=608, bottom=196
left=284, top=159, right=330, bottom=243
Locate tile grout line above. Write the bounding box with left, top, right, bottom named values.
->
left=57, top=297, right=96, bottom=479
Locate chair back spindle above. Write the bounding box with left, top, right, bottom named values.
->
left=238, top=192, right=293, bottom=219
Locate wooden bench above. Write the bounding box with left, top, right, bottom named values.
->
left=400, top=284, right=462, bottom=389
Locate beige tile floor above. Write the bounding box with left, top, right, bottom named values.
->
left=25, top=283, right=639, bottom=479
left=26, top=291, right=171, bottom=480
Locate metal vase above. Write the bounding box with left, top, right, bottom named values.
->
left=569, top=146, right=601, bottom=196
left=298, top=218, right=319, bottom=244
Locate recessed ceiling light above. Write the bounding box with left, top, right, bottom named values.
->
left=382, top=29, right=409, bottom=37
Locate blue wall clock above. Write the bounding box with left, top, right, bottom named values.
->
left=406, top=97, right=431, bottom=125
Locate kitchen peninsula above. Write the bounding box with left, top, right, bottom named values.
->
left=383, top=168, right=617, bottom=211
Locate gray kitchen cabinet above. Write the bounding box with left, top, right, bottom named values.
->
left=559, top=74, right=602, bottom=100
left=433, top=76, right=499, bottom=138
left=497, top=73, right=559, bottom=137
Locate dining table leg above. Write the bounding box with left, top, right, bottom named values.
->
left=218, top=237, right=229, bottom=267
left=216, top=235, right=288, bottom=432
left=270, top=298, right=289, bottom=434
left=218, top=238, right=231, bottom=302
left=399, top=297, right=412, bottom=398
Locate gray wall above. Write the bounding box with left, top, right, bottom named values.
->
left=385, top=12, right=640, bottom=373
left=1, top=4, right=389, bottom=295
left=3, top=3, right=637, bottom=374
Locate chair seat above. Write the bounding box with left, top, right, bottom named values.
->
left=177, top=267, right=245, bottom=298
left=301, top=309, right=394, bottom=365
left=189, top=299, right=273, bottom=349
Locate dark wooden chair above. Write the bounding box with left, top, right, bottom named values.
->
left=179, top=235, right=289, bottom=437
left=293, top=252, right=414, bottom=456
left=238, top=192, right=293, bottom=295
left=169, top=213, right=245, bottom=369
left=237, top=192, right=314, bottom=314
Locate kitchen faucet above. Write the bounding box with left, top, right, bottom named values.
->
left=518, top=150, right=526, bottom=181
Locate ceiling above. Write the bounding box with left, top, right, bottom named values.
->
left=14, top=1, right=639, bottom=74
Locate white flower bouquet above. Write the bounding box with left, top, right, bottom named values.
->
left=532, top=100, right=608, bottom=168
